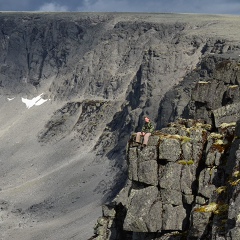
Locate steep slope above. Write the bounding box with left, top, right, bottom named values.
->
left=0, top=12, right=240, bottom=240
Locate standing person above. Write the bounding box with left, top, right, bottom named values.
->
left=136, top=116, right=154, bottom=148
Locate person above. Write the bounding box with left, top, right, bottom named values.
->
left=136, top=116, right=154, bottom=148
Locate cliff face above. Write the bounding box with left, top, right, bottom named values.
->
left=93, top=119, right=240, bottom=239
left=1, top=12, right=240, bottom=240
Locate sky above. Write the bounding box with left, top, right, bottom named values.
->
left=0, top=0, right=240, bottom=14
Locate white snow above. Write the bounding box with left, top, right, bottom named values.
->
left=7, top=97, right=15, bottom=101
left=35, top=98, right=48, bottom=106
left=21, top=93, right=49, bottom=109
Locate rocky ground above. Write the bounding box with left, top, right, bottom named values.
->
left=0, top=12, right=240, bottom=240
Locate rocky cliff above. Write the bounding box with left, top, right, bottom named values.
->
left=1, top=12, right=240, bottom=240
left=93, top=119, right=240, bottom=239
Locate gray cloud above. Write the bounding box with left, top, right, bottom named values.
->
left=0, top=0, right=239, bottom=14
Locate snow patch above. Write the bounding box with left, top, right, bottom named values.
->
left=7, top=97, right=15, bottom=101
left=21, top=93, right=49, bottom=109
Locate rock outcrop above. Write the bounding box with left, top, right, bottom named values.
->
left=93, top=118, right=240, bottom=239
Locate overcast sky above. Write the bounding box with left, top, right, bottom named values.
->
left=0, top=0, right=240, bottom=14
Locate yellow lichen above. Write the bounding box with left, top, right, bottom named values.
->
left=195, top=203, right=228, bottom=215
left=209, top=166, right=217, bottom=176
left=229, top=179, right=240, bottom=186
left=198, top=81, right=209, bottom=84
left=181, top=136, right=191, bottom=143
left=214, top=139, right=228, bottom=145
left=195, top=202, right=218, bottom=213
left=220, top=122, right=236, bottom=128
left=215, top=186, right=227, bottom=194
left=233, top=171, right=240, bottom=178
left=228, top=85, right=238, bottom=89
left=209, top=133, right=223, bottom=140
left=159, top=134, right=182, bottom=141
left=177, top=159, right=194, bottom=165
left=195, top=123, right=212, bottom=131
left=178, top=160, right=187, bottom=165
left=214, top=204, right=229, bottom=215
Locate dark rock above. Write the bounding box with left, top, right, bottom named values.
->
left=162, top=204, right=186, bottom=231
left=159, top=138, right=181, bottom=162
left=188, top=211, right=212, bottom=239
left=123, top=186, right=162, bottom=232
left=159, top=163, right=182, bottom=191
left=213, top=102, right=240, bottom=128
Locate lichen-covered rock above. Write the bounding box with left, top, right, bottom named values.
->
left=181, top=141, right=193, bottom=161
left=128, top=147, right=138, bottom=181
left=198, top=168, right=218, bottom=199
left=225, top=139, right=240, bottom=175
left=213, top=102, right=240, bottom=127
left=226, top=185, right=240, bottom=240
left=138, top=160, right=158, bottom=186
left=147, top=136, right=161, bottom=146
left=180, top=164, right=197, bottom=195
left=189, top=127, right=208, bottom=164
left=128, top=144, right=158, bottom=185
left=159, top=138, right=181, bottom=162
left=162, top=204, right=186, bottom=231
left=102, top=204, right=116, bottom=218
left=123, top=186, right=162, bottom=232
left=192, top=80, right=226, bottom=110
left=188, top=211, right=212, bottom=239
left=159, top=163, right=182, bottom=191
left=205, top=150, right=222, bottom=166
left=161, top=189, right=182, bottom=206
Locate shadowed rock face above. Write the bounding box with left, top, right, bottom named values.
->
left=1, top=12, right=240, bottom=240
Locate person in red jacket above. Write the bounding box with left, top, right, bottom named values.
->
left=135, top=116, right=154, bottom=147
